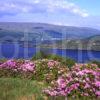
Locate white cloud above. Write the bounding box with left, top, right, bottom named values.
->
left=48, top=0, right=89, bottom=17
left=0, top=0, right=89, bottom=17
left=72, top=8, right=89, bottom=17
left=31, top=0, right=89, bottom=17
left=33, top=0, right=40, bottom=4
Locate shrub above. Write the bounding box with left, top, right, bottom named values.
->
left=0, top=59, right=69, bottom=83
left=32, top=52, right=76, bottom=68
left=32, top=51, right=48, bottom=60
left=0, top=58, right=7, bottom=64
left=90, top=60, right=100, bottom=68
left=0, top=59, right=36, bottom=79
left=43, top=63, right=100, bottom=99
left=47, top=54, right=75, bottom=68
left=32, top=59, right=69, bottom=83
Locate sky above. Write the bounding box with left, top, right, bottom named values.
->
left=0, top=0, right=100, bottom=29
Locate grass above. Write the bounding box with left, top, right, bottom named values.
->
left=0, top=78, right=45, bottom=100
left=0, top=78, right=98, bottom=100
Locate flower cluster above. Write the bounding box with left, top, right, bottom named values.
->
left=0, top=59, right=35, bottom=72
left=21, top=60, right=35, bottom=72
left=43, top=63, right=100, bottom=98
left=47, top=60, right=60, bottom=68
left=0, top=59, right=99, bottom=98
left=0, top=60, right=17, bottom=70
left=0, top=59, right=69, bottom=82
left=33, top=59, right=69, bottom=82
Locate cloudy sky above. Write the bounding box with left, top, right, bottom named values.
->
left=0, top=0, right=100, bottom=29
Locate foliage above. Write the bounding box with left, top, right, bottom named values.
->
left=43, top=63, right=100, bottom=99
left=0, top=58, right=99, bottom=100
left=32, top=51, right=48, bottom=60
left=32, top=51, right=76, bottom=68
left=0, top=59, right=35, bottom=79
left=32, top=59, right=69, bottom=82
left=0, top=78, right=44, bottom=100
left=47, top=54, right=75, bottom=68
left=0, top=59, right=69, bottom=83
left=90, top=60, right=100, bottom=68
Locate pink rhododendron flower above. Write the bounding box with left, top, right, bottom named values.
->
left=0, top=59, right=16, bottom=69
left=83, top=93, right=89, bottom=96
left=95, top=81, right=100, bottom=87
left=57, top=77, right=66, bottom=88
left=21, top=60, right=35, bottom=72
left=47, top=60, right=59, bottom=68
left=44, top=63, right=100, bottom=98
left=96, top=91, right=100, bottom=96
left=84, top=83, right=90, bottom=89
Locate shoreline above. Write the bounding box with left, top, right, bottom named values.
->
left=1, top=42, right=100, bottom=52
left=38, top=46, right=100, bottom=52
left=0, top=42, right=100, bottom=52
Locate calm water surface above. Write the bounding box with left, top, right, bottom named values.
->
left=0, top=43, right=100, bottom=63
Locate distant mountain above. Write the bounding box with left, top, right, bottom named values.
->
left=0, top=22, right=100, bottom=41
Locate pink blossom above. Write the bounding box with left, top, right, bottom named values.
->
left=84, top=83, right=90, bottom=89
left=83, top=93, right=89, bottom=96
left=0, top=59, right=16, bottom=69
left=95, top=81, right=100, bottom=87
left=95, top=91, right=100, bottom=96
left=21, top=61, right=35, bottom=72
left=57, top=78, right=66, bottom=88
left=47, top=60, right=59, bottom=68
left=44, top=63, right=100, bottom=98
left=91, top=64, right=98, bottom=67
left=48, top=61, right=55, bottom=68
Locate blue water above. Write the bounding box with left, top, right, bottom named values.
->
left=0, top=43, right=100, bottom=63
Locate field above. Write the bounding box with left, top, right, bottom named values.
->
left=0, top=78, right=45, bottom=100
left=0, top=57, right=99, bottom=100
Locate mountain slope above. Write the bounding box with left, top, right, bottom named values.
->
left=0, top=22, right=100, bottom=41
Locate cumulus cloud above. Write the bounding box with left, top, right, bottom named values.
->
left=0, top=0, right=89, bottom=17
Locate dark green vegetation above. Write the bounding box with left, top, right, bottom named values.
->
left=91, top=60, right=100, bottom=68
left=32, top=51, right=76, bottom=68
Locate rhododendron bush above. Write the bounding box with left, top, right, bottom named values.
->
left=0, top=59, right=68, bottom=81
left=0, top=59, right=100, bottom=99
left=33, top=59, right=69, bottom=82
left=0, top=59, right=36, bottom=79
left=43, top=64, right=100, bottom=99
left=0, top=59, right=35, bottom=72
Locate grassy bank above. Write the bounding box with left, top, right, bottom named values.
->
left=0, top=78, right=45, bottom=100
left=0, top=78, right=98, bottom=100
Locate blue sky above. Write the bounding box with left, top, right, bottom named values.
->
left=0, top=0, right=100, bottom=29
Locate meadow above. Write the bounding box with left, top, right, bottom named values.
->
left=0, top=53, right=100, bottom=100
